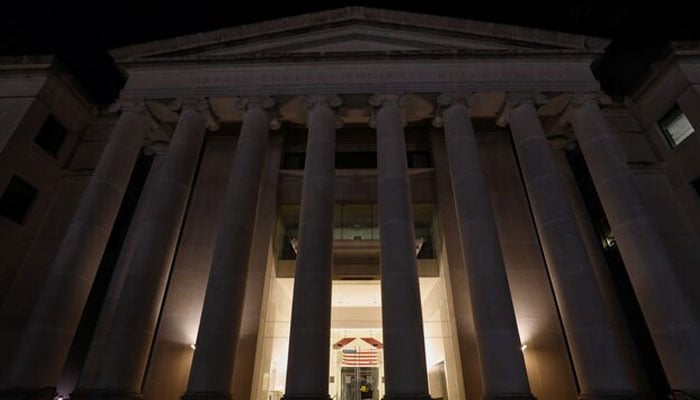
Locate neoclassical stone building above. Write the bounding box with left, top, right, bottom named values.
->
left=1, top=7, right=699, bottom=400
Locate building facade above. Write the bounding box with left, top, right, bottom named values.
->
left=1, top=7, right=700, bottom=400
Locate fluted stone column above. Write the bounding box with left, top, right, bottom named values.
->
left=182, top=97, right=273, bottom=400
left=507, top=94, right=636, bottom=399
left=370, top=94, right=431, bottom=400
left=567, top=94, right=700, bottom=396
left=0, top=103, right=151, bottom=398
left=283, top=95, right=341, bottom=400
left=437, top=94, right=533, bottom=400
left=73, top=100, right=212, bottom=399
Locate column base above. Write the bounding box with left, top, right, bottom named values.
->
left=281, top=395, right=331, bottom=400
left=70, top=389, right=143, bottom=400
left=382, top=395, right=433, bottom=400
left=481, top=395, right=536, bottom=400
left=0, top=387, right=56, bottom=400
left=181, top=392, right=231, bottom=400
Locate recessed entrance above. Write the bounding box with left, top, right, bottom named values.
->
left=256, top=275, right=459, bottom=400
left=331, top=331, right=384, bottom=399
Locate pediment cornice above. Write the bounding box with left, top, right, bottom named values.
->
left=110, top=7, right=609, bottom=62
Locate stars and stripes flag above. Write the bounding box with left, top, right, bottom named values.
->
left=342, top=348, right=378, bottom=366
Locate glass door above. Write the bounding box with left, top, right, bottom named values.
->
left=340, top=367, right=379, bottom=400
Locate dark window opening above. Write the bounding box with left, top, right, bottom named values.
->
left=283, top=151, right=432, bottom=170
left=0, top=176, right=38, bottom=224
left=277, top=203, right=435, bottom=260
left=565, top=145, right=669, bottom=400
left=283, top=152, right=305, bottom=169
left=336, top=152, right=377, bottom=169
left=415, top=224, right=434, bottom=259
left=35, top=115, right=68, bottom=157
left=407, top=151, right=431, bottom=168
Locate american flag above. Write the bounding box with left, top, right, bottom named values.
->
left=342, top=348, right=378, bottom=366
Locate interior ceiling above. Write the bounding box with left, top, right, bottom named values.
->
left=279, top=204, right=435, bottom=225
left=276, top=277, right=439, bottom=308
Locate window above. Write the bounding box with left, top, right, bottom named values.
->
left=35, top=115, right=67, bottom=157
left=407, top=151, right=431, bottom=168
left=659, top=105, right=694, bottom=147
left=283, top=152, right=305, bottom=169
left=336, top=152, right=377, bottom=169
left=276, top=203, right=436, bottom=260
left=0, top=176, right=38, bottom=224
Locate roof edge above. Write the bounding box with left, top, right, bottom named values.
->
left=109, top=7, right=610, bottom=61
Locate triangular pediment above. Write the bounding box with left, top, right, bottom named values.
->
left=111, top=7, right=609, bottom=62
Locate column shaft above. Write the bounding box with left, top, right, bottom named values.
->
left=183, top=103, right=270, bottom=400
left=569, top=100, right=700, bottom=395
left=67, top=143, right=167, bottom=395
left=283, top=99, right=337, bottom=400
left=0, top=108, right=149, bottom=395
left=441, top=101, right=533, bottom=399
left=75, top=107, right=207, bottom=398
left=429, top=132, right=483, bottom=399
left=509, top=101, right=635, bottom=398
left=374, top=97, right=431, bottom=400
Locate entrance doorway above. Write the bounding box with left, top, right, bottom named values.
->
left=340, top=367, right=379, bottom=400
left=256, top=277, right=456, bottom=400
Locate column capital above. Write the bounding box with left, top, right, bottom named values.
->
left=236, top=96, right=276, bottom=111
left=108, top=100, right=148, bottom=114
left=236, top=96, right=280, bottom=130
left=368, top=94, right=409, bottom=108
left=108, top=100, right=162, bottom=134
left=369, top=94, right=408, bottom=128
left=505, top=92, right=548, bottom=108
left=559, top=92, right=613, bottom=126
left=436, top=93, right=478, bottom=108
left=175, top=97, right=204, bottom=111
left=304, top=95, right=344, bottom=128
left=569, top=92, right=613, bottom=108
left=496, top=92, right=547, bottom=127
left=304, top=94, right=343, bottom=110
left=173, top=98, right=221, bottom=131
left=432, top=93, right=477, bottom=127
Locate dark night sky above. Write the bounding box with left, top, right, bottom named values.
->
left=2, top=1, right=699, bottom=105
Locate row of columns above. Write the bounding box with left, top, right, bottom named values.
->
left=1, top=91, right=699, bottom=400
left=75, top=101, right=210, bottom=398
left=1, top=102, right=152, bottom=396
left=566, top=95, right=700, bottom=394
left=506, top=95, right=635, bottom=398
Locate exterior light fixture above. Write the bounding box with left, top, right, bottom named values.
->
left=190, top=343, right=197, bottom=350
left=521, top=344, right=527, bottom=351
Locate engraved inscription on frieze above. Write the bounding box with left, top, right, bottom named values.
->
left=190, top=64, right=576, bottom=88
